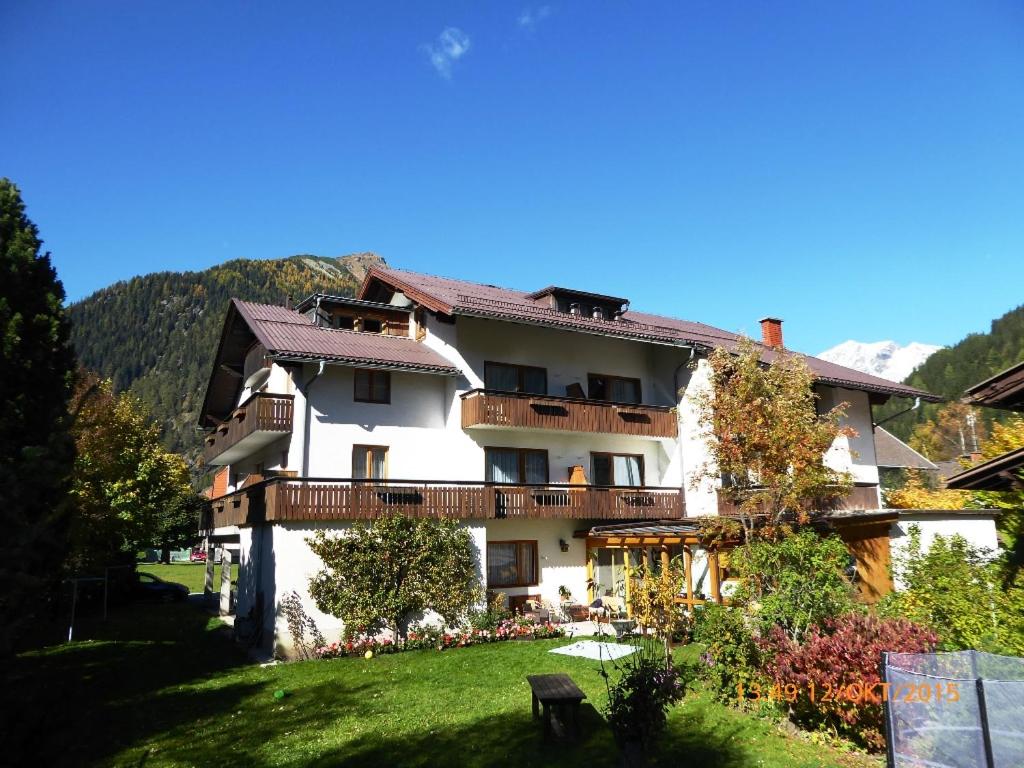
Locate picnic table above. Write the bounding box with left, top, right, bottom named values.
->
left=526, top=673, right=586, bottom=740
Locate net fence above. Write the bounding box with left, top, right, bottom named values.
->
left=883, top=650, right=1024, bottom=768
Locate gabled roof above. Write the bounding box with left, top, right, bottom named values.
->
left=963, top=360, right=1024, bottom=412
left=874, top=427, right=939, bottom=471
left=200, top=299, right=459, bottom=425
left=232, top=300, right=458, bottom=373
left=945, top=446, right=1024, bottom=491
left=359, top=267, right=941, bottom=403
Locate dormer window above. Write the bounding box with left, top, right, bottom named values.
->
left=525, top=286, right=629, bottom=321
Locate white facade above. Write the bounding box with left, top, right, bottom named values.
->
left=208, top=292, right=987, bottom=656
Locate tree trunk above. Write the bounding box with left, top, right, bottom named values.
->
left=618, top=740, right=648, bottom=768
left=160, top=544, right=171, bottom=564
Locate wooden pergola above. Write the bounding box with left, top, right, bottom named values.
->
left=578, top=520, right=742, bottom=612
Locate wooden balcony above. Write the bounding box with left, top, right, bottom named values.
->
left=717, top=484, right=882, bottom=516
left=203, top=393, right=294, bottom=466
left=206, top=478, right=685, bottom=526
left=460, top=389, right=677, bottom=438
left=204, top=481, right=266, bottom=530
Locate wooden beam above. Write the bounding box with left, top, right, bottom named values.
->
left=709, top=551, right=721, bottom=603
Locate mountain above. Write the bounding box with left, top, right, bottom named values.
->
left=874, top=303, right=1024, bottom=440
left=68, top=253, right=385, bottom=463
left=817, top=340, right=943, bottom=383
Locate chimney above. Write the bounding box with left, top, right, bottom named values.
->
left=759, top=317, right=784, bottom=348
left=285, top=294, right=294, bottom=310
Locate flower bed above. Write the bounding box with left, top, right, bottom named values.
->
left=316, top=618, right=564, bottom=659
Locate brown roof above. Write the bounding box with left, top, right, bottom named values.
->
left=873, top=427, right=938, bottom=470
left=964, top=360, right=1024, bottom=412
left=360, top=267, right=941, bottom=403
left=945, top=446, right=1024, bottom=491
left=200, top=300, right=459, bottom=424
left=233, top=300, right=458, bottom=374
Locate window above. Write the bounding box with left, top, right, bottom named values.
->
left=354, top=369, right=390, bottom=403
left=484, top=361, right=547, bottom=395
left=591, top=452, right=644, bottom=486
left=352, top=445, right=388, bottom=479
left=334, top=315, right=355, bottom=330
left=487, top=541, right=538, bottom=587
left=485, top=447, right=548, bottom=484
left=363, top=318, right=382, bottom=334
left=588, top=374, right=641, bottom=404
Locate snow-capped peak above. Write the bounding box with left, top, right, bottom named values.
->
left=816, top=340, right=942, bottom=383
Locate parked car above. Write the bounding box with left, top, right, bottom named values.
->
left=189, top=548, right=207, bottom=562
left=134, top=572, right=189, bottom=602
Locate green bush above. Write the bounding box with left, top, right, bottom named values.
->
left=692, top=604, right=762, bottom=704
left=880, top=527, right=1024, bottom=655
left=730, top=529, right=857, bottom=642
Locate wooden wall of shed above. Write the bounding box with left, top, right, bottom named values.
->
left=836, top=522, right=893, bottom=603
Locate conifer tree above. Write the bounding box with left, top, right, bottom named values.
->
left=0, top=179, right=77, bottom=654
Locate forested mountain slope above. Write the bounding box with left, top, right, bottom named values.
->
left=880, top=303, right=1024, bottom=440
left=68, top=253, right=384, bottom=461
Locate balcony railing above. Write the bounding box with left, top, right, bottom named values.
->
left=203, top=393, right=294, bottom=465
left=203, top=478, right=685, bottom=529
left=716, top=484, right=882, bottom=516
left=460, top=389, right=677, bottom=438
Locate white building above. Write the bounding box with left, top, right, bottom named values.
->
left=199, top=267, right=978, bottom=655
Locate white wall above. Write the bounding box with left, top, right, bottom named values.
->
left=482, top=518, right=590, bottom=606
left=889, top=512, right=1001, bottom=590
left=822, top=387, right=880, bottom=486
left=677, top=357, right=718, bottom=516
left=267, top=519, right=490, bottom=656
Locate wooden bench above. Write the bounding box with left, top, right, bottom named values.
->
left=526, top=673, right=586, bottom=740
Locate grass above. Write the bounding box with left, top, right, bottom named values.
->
left=1, top=602, right=881, bottom=768
left=137, top=561, right=238, bottom=594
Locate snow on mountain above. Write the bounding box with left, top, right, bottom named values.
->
left=816, top=340, right=943, bottom=383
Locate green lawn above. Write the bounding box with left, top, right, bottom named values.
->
left=138, top=561, right=238, bottom=593
left=2, top=602, right=880, bottom=768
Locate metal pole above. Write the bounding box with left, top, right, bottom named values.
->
left=976, top=679, right=996, bottom=768
left=881, top=652, right=896, bottom=768
left=67, top=580, right=78, bottom=643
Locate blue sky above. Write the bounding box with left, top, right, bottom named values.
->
left=2, top=1, right=1021, bottom=354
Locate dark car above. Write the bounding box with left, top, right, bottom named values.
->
left=134, top=572, right=189, bottom=602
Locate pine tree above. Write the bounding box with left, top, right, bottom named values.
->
left=0, top=178, right=77, bottom=654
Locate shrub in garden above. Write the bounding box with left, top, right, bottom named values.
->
left=759, top=612, right=937, bottom=750
left=692, top=603, right=762, bottom=704
left=307, top=514, right=482, bottom=641
left=880, top=527, right=1024, bottom=655
left=281, top=590, right=326, bottom=660
left=602, top=637, right=693, bottom=763
left=467, top=592, right=512, bottom=631
left=730, top=529, right=857, bottom=642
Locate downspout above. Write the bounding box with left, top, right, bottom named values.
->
left=873, top=396, right=921, bottom=429
left=301, top=360, right=327, bottom=476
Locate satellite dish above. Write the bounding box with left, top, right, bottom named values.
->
left=244, top=367, right=271, bottom=390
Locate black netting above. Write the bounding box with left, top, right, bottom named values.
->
left=884, top=651, right=1024, bottom=768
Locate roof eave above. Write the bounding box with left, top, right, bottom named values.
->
left=267, top=352, right=459, bottom=377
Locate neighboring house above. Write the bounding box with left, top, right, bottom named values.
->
left=199, top=267, right=947, bottom=654
left=874, top=426, right=939, bottom=488
left=947, top=360, right=1024, bottom=494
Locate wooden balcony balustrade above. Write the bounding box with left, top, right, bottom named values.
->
left=203, top=393, right=294, bottom=465
left=716, top=483, right=882, bottom=516
left=460, top=389, right=677, bottom=438
left=204, top=478, right=685, bottom=528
